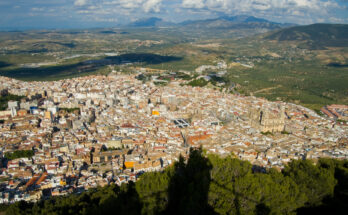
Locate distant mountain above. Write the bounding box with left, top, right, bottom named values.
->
left=127, top=17, right=175, bottom=27
left=125, top=15, right=295, bottom=39
left=265, top=24, right=348, bottom=48
left=179, top=15, right=294, bottom=29
left=127, top=15, right=294, bottom=29
left=182, top=15, right=270, bottom=25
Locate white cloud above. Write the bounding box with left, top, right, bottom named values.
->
left=94, top=17, right=118, bottom=22
left=143, top=0, right=162, bottom=12
left=117, top=0, right=142, bottom=9
left=74, top=0, right=88, bottom=6
left=21, top=0, right=346, bottom=26
left=181, top=0, right=339, bottom=12
left=74, top=0, right=163, bottom=13
left=31, top=7, right=45, bottom=12
left=180, top=0, right=341, bottom=23
left=182, top=0, right=205, bottom=9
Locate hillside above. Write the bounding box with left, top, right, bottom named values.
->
left=180, top=15, right=292, bottom=30
left=126, top=15, right=290, bottom=29
left=265, top=24, right=348, bottom=49
left=0, top=22, right=347, bottom=109
left=127, top=17, right=175, bottom=27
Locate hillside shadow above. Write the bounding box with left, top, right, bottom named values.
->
left=327, top=62, right=348, bottom=68
left=6, top=182, right=143, bottom=215
left=45, top=41, right=76, bottom=48
left=104, top=182, right=142, bottom=215
left=0, top=53, right=182, bottom=80
left=0, top=61, right=11, bottom=69
left=105, top=53, right=181, bottom=65
left=164, top=148, right=216, bottom=215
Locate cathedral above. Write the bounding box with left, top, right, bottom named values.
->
left=249, top=104, right=285, bottom=133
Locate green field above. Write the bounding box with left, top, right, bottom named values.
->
left=0, top=25, right=347, bottom=110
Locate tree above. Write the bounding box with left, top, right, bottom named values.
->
left=283, top=160, right=336, bottom=206
left=260, top=169, right=306, bottom=214
left=5, top=150, right=34, bottom=160
left=136, top=170, right=171, bottom=214
left=6, top=201, right=33, bottom=215
left=4, top=155, right=344, bottom=215
left=208, top=155, right=253, bottom=214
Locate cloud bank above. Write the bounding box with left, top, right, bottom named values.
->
left=0, top=0, right=347, bottom=28
left=180, top=0, right=343, bottom=23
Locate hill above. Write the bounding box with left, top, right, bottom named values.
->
left=180, top=15, right=292, bottom=30
left=0, top=23, right=346, bottom=109
left=127, top=17, right=175, bottom=27
left=265, top=24, right=348, bottom=49
left=126, top=15, right=294, bottom=33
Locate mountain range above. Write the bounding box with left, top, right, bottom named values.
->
left=265, top=24, right=348, bottom=44
left=265, top=23, right=348, bottom=49
left=127, top=17, right=175, bottom=27
left=126, top=15, right=294, bottom=29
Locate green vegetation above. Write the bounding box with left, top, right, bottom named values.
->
left=101, top=147, right=121, bottom=152
left=5, top=148, right=348, bottom=215
left=187, top=78, right=209, bottom=87
left=5, top=150, right=34, bottom=160
left=0, top=177, right=9, bottom=182
left=281, top=130, right=291, bottom=135
left=153, top=81, right=168, bottom=86
left=175, top=72, right=193, bottom=80
left=0, top=204, right=9, bottom=212
left=261, top=131, right=274, bottom=135
left=0, top=24, right=347, bottom=110
left=0, top=94, right=24, bottom=111
left=5, top=183, right=141, bottom=215
left=60, top=108, right=80, bottom=113
left=283, top=159, right=336, bottom=206
left=336, top=119, right=347, bottom=124
left=265, top=24, right=348, bottom=49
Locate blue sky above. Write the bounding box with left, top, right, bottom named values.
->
left=0, top=0, right=348, bottom=29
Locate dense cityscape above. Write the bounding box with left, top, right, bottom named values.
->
left=0, top=0, right=348, bottom=213
left=0, top=68, right=347, bottom=203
